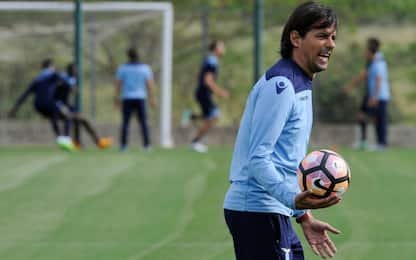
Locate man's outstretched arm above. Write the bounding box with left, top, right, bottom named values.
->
left=8, top=82, right=35, bottom=117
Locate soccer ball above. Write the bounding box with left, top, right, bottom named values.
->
left=297, top=149, right=351, bottom=198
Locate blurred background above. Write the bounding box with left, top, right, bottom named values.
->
left=1, top=0, right=415, bottom=147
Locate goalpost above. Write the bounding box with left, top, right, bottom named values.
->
left=0, top=2, right=174, bottom=148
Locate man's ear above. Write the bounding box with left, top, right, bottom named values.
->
left=290, top=30, right=301, bottom=48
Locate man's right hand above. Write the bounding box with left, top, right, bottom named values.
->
left=295, top=191, right=341, bottom=209
left=113, top=97, right=120, bottom=108
left=219, top=89, right=230, bottom=99
left=149, top=96, right=157, bottom=108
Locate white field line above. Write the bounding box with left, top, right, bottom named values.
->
left=0, top=160, right=136, bottom=254
left=127, top=158, right=216, bottom=260
left=0, top=155, right=67, bottom=192
left=83, top=161, right=137, bottom=197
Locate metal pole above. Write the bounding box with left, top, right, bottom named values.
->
left=74, top=0, right=83, bottom=112
left=160, top=6, right=174, bottom=148
left=253, top=0, right=263, bottom=83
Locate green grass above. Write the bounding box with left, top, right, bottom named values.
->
left=0, top=146, right=415, bottom=259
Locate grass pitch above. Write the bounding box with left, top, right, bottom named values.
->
left=0, top=146, right=415, bottom=259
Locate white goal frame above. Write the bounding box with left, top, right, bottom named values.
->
left=0, top=2, right=174, bottom=148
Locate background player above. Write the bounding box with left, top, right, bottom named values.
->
left=223, top=2, right=342, bottom=259
left=190, top=40, right=229, bottom=153
left=115, top=47, right=157, bottom=151
left=343, top=37, right=391, bottom=151
left=9, top=59, right=112, bottom=150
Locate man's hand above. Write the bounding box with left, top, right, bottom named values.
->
left=367, top=97, right=378, bottom=107
left=149, top=96, right=157, bottom=108
left=219, top=89, right=230, bottom=99
left=295, top=191, right=341, bottom=209
left=301, top=216, right=341, bottom=259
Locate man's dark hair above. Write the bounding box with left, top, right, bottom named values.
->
left=127, top=47, right=139, bottom=62
left=41, top=58, right=53, bottom=69
left=209, top=40, right=222, bottom=52
left=367, top=37, right=380, bottom=54
left=280, top=1, right=337, bottom=59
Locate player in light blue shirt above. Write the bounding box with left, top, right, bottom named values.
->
left=343, top=38, right=390, bottom=150
left=366, top=39, right=390, bottom=148
left=368, top=52, right=390, bottom=102
left=115, top=48, right=156, bottom=151
left=224, top=59, right=314, bottom=216
left=224, top=2, right=342, bottom=260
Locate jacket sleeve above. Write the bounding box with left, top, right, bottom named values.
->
left=12, top=81, right=35, bottom=111
left=247, top=76, right=299, bottom=210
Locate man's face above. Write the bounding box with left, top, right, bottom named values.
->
left=366, top=48, right=375, bottom=62
left=215, top=42, right=226, bottom=57
left=296, top=23, right=337, bottom=75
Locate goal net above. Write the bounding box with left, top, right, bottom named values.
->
left=0, top=2, right=173, bottom=148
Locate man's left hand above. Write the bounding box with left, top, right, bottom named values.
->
left=368, top=97, right=378, bottom=107
left=300, top=216, right=341, bottom=259
left=150, top=97, right=157, bottom=108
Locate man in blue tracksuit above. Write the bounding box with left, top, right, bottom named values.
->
left=365, top=40, right=390, bottom=149
left=190, top=40, right=229, bottom=153
left=9, top=59, right=112, bottom=149
left=54, top=63, right=108, bottom=148
left=115, top=47, right=156, bottom=151
left=343, top=37, right=390, bottom=150
left=8, top=58, right=67, bottom=137
left=224, top=2, right=342, bottom=259
left=54, top=63, right=77, bottom=137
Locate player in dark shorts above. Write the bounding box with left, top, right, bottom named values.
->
left=9, top=59, right=112, bottom=150
left=343, top=38, right=390, bottom=150
left=190, top=40, right=229, bottom=153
